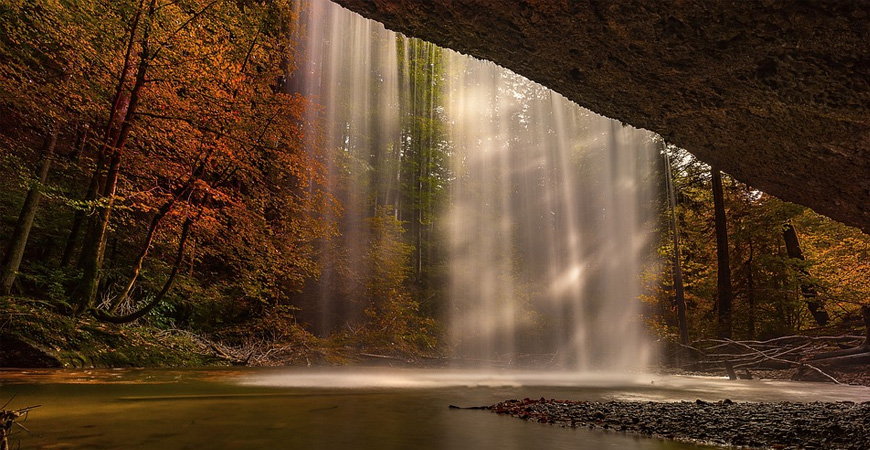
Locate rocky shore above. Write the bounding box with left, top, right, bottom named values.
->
left=487, top=398, right=870, bottom=450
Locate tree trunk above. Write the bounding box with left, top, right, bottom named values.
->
left=1, top=131, right=58, bottom=295
left=94, top=215, right=194, bottom=324
left=663, top=144, right=688, bottom=345
left=110, top=205, right=169, bottom=312
left=747, top=240, right=756, bottom=339
left=711, top=166, right=733, bottom=339
left=104, top=128, right=208, bottom=314
left=782, top=222, right=830, bottom=326
left=73, top=11, right=151, bottom=313
left=69, top=123, right=90, bottom=162
left=188, top=236, right=196, bottom=276
left=74, top=150, right=122, bottom=312
left=862, top=304, right=870, bottom=349
left=62, top=151, right=106, bottom=267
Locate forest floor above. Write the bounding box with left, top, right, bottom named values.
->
left=3, top=296, right=868, bottom=389
left=1, top=296, right=229, bottom=368
left=0, top=296, right=434, bottom=368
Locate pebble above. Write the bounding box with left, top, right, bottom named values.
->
left=486, top=398, right=870, bottom=449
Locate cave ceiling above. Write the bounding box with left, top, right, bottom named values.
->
left=332, top=0, right=870, bottom=234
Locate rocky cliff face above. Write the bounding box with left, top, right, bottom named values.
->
left=332, top=0, right=870, bottom=233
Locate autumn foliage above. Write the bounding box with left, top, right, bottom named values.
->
left=648, top=146, right=870, bottom=344
left=2, top=1, right=868, bottom=366
left=0, top=1, right=336, bottom=333
left=0, top=0, right=448, bottom=362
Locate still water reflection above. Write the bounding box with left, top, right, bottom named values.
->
left=2, top=367, right=869, bottom=449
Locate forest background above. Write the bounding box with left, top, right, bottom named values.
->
left=1, top=0, right=868, bottom=367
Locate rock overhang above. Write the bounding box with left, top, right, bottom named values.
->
left=331, top=0, right=870, bottom=234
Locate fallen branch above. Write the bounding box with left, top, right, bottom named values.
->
left=209, top=342, right=249, bottom=365
left=808, top=345, right=870, bottom=361
left=360, top=353, right=406, bottom=361
left=1, top=404, right=40, bottom=450
left=808, top=352, right=870, bottom=366
left=694, top=335, right=863, bottom=353
left=723, top=339, right=840, bottom=384
left=732, top=342, right=813, bottom=369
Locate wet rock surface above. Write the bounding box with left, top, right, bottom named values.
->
left=487, top=397, right=870, bottom=450
left=333, top=0, right=870, bottom=234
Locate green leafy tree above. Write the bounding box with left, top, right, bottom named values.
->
left=360, top=206, right=436, bottom=353
left=654, top=147, right=870, bottom=342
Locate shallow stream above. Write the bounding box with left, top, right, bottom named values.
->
left=2, top=368, right=869, bottom=449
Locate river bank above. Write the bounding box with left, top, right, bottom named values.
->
left=0, top=296, right=434, bottom=368
left=1, top=297, right=227, bottom=368
left=3, top=296, right=868, bottom=392
left=488, top=397, right=870, bottom=450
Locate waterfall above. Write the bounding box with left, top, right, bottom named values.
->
left=293, top=0, right=658, bottom=370
left=445, top=57, right=658, bottom=369
left=291, top=0, right=402, bottom=334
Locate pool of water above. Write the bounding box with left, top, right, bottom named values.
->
left=2, top=367, right=869, bottom=449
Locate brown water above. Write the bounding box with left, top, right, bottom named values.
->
left=3, top=368, right=869, bottom=449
